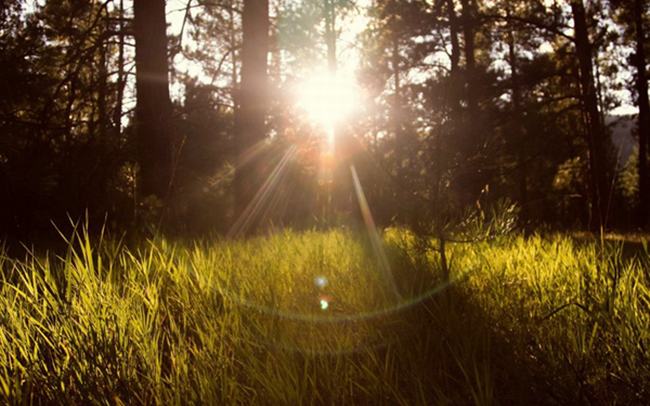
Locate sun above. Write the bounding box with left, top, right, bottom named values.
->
left=294, top=69, right=362, bottom=132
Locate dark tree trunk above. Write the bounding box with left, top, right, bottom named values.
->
left=571, top=0, right=610, bottom=229
left=633, top=0, right=650, bottom=228
left=113, top=0, right=125, bottom=131
left=391, top=16, right=402, bottom=140
left=434, top=0, right=459, bottom=208
left=392, top=27, right=400, bottom=103
left=324, top=0, right=337, bottom=72
left=234, top=0, right=269, bottom=221
left=97, top=35, right=108, bottom=140
left=445, top=0, right=461, bottom=125
left=447, top=0, right=460, bottom=74
left=133, top=0, right=173, bottom=199
left=505, top=8, right=528, bottom=224
left=460, top=0, right=477, bottom=114
left=229, top=0, right=238, bottom=101
left=457, top=0, right=483, bottom=203
left=92, top=22, right=110, bottom=209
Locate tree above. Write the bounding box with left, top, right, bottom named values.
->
left=133, top=0, right=173, bottom=200
left=0, top=0, right=134, bottom=236
left=277, top=0, right=354, bottom=71
left=631, top=0, right=650, bottom=228
left=571, top=0, right=612, bottom=229
left=185, top=0, right=242, bottom=107
left=611, top=0, right=650, bottom=227
left=234, top=0, right=269, bottom=227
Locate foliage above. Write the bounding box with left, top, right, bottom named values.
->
left=0, top=0, right=132, bottom=237
left=619, top=148, right=640, bottom=207
left=1, top=0, right=647, bottom=234
left=278, top=0, right=356, bottom=69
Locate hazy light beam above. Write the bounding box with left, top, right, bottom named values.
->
left=350, top=165, right=402, bottom=301
left=228, top=146, right=297, bottom=237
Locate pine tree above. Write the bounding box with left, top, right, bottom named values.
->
left=133, top=0, right=173, bottom=200
left=234, top=0, right=270, bottom=231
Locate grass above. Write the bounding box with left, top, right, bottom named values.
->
left=0, top=227, right=648, bottom=404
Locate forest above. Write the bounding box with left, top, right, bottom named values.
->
left=0, top=0, right=649, bottom=404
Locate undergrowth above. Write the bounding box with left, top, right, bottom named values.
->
left=0, top=227, right=648, bottom=404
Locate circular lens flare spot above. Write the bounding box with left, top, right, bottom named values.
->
left=314, top=276, right=329, bottom=289
left=319, top=299, right=329, bottom=311
left=318, top=293, right=333, bottom=311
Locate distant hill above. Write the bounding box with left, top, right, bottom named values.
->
left=607, top=114, right=637, bottom=164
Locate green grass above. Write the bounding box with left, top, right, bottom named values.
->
left=0, top=227, right=648, bottom=404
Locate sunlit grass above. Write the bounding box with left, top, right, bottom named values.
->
left=0, top=228, right=648, bottom=404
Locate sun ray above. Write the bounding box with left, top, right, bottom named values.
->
left=228, top=146, right=297, bottom=237
left=350, top=165, right=401, bottom=301
left=235, top=138, right=272, bottom=169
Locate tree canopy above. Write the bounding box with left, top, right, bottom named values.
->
left=0, top=0, right=648, bottom=238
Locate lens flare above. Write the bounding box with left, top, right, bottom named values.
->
left=294, top=69, right=361, bottom=129
left=319, top=299, right=329, bottom=310
left=318, top=293, right=333, bottom=311
left=314, top=276, right=329, bottom=289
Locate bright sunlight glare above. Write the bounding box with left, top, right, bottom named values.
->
left=294, top=69, right=362, bottom=132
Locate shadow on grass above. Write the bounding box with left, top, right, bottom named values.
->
left=570, top=231, right=649, bottom=264
left=232, top=233, right=649, bottom=405
left=378, top=234, right=648, bottom=405
left=229, top=238, right=559, bottom=405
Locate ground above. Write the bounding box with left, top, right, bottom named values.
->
left=0, top=228, right=648, bottom=404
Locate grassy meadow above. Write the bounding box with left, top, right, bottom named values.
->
left=0, top=227, right=648, bottom=404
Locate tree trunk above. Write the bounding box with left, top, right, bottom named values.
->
left=133, top=0, right=173, bottom=199
left=447, top=0, right=460, bottom=74
left=97, top=32, right=108, bottom=140
left=391, top=16, right=402, bottom=140
left=457, top=0, right=482, bottom=203
left=505, top=7, right=528, bottom=224
left=460, top=0, right=477, bottom=114
left=633, top=0, right=650, bottom=228
left=113, top=0, right=125, bottom=132
left=445, top=0, right=460, bottom=125
left=434, top=0, right=459, bottom=208
left=571, top=0, right=610, bottom=229
left=324, top=0, right=337, bottom=72
left=229, top=0, right=238, bottom=104
left=234, top=0, right=269, bottom=225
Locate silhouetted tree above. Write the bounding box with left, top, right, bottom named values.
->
left=133, top=0, right=173, bottom=200
left=612, top=0, right=650, bottom=228
left=571, top=0, right=612, bottom=229
left=234, top=0, right=269, bottom=227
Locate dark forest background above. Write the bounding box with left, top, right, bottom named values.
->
left=1, top=0, right=649, bottom=241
